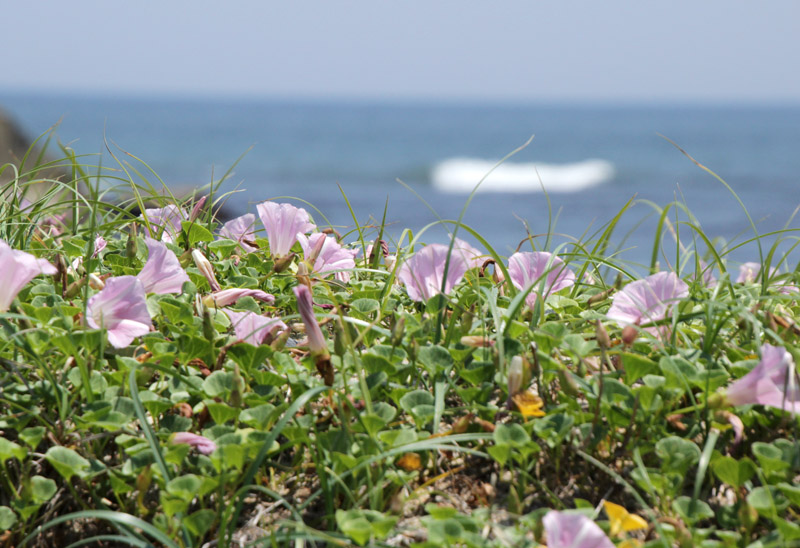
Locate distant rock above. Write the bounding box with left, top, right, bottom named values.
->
left=0, top=107, right=68, bottom=185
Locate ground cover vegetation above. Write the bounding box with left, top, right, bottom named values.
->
left=1, top=132, right=800, bottom=547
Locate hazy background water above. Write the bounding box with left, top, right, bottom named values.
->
left=2, top=92, right=799, bottom=269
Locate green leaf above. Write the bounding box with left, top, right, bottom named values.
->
left=206, top=402, right=240, bottom=424
left=350, top=298, right=380, bottom=316
left=184, top=509, right=216, bottom=537
left=399, top=390, right=434, bottom=412
left=335, top=509, right=397, bottom=546
left=533, top=413, right=574, bottom=447
left=777, top=482, right=800, bottom=506
left=181, top=220, right=214, bottom=246
left=622, top=353, right=657, bottom=384
left=30, top=476, right=57, bottom=503
left=203, top=371, right=235, bottom=398
left=45, top=446, right=91, bottom=481
left=0, top=437, right=27, bottom=462
left=655, top=436, right=701, bottom=475
left=672, top=496, right=714, bottom=523
left=494, top=423, right=530, bottom=448
left=487, top=443, right=511, bottom=466
left=166, top=474, right=203, bottom=502
left=0, top=506, right=18, bottom=530
left=418, top=345, right=453, bottom=375
left=711, top=456, right=757, bottom=488
left=747, top=486, right=790, bottom=517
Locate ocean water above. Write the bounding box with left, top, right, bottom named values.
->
left=2, top=92, right=799, bottom=269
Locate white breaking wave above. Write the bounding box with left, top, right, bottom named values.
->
left=430, top=158, right=615, bottom=193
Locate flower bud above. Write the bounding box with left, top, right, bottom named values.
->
left=507, top=356, right=524, bottom=397
left=622, top=324, right=638, bottom=346
left=273, top=252, right=296, bottom=274
left=189, top=195, right=207, bottom=222
left=88, top=273, right=105, bottom=290
left=391, top=315, right=405, bottom=346
left=595, top=320, right=611, bottom=350
left=293, top=285, right=328, bottom=357
left=460, top=335, right=494, bottom=348
left=192, top=249, right=220, bottom=291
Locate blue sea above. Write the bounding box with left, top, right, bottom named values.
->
left=2, top=92, right=799, bottom=269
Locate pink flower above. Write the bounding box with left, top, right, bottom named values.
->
left=171, top=432, right=216, bottom=455
left=726, top=344, right=800, bottom=414
left=293, top=285, right=328, bottom=355
left=542, top=510, right=614, bottom=548
left=93, top=236, right=107, bottom=258
left=507, top=251, right=575, bottom=308
left=137, top=237, right=190, bottom=294
left=0, top=240, right=58, bottom=312
left=220, top=213, right=257, bottom=253
left=224, top=309, right=286, bottom=346
left=737, top=262, right=798, bottom=295
left=192, top=249, right=220, bottom=292
left=86, top=276, right=153, bottom=348
left=452, top=238, right=484, bottom=269
left=204, top=288, right=275, bottom=308
left=607, top=271, right=688, bottom=328
left=296, top=233, right=358, bottom=283
left=256, top=201, right=315, bottom=258
left=142, top=204, right=186, bottom=244
left=698, top=260, right=717, bottom=288
left=397, top=243, right=470, bottom=302
left=737, top=262, right=775, bottom=284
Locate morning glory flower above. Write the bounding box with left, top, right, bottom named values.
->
left=256, top=201, right=316, bottom=258
left=137, top=237, right=190, bottom=294
left=142, top=204, right=186, bottom=244
left=542, top=510, right=614, bottom=548
left=192, top=249, right=220, bottom=291
left=203, top=288, right=275, bottom=308
left=220, top=213, right=257, bottom=253
left=397, top=243, right=471, bottom=302
left=607, top=271, right=688, bottom=329
left=224, top=308, right=286, bottom=346
left=452, top=238, right=484, bottom=269
left=296, top=232, right=358, bottom=283
left=86, top=276, right=153, bottom=348
left=171, top=432, right=217, bottom=455
left=726, top=343, right=800, bottom=414
left=507, top=251, right=575, bottom=308
left=0, top=240, right=58, bottom=312
left=737, top=262, right=797, bottom=295
left=293, top=284, right=328, bottom=356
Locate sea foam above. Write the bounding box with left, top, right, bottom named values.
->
left=430, top=158, right=615, bottom=193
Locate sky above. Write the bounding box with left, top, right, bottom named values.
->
left=3, top=1, right=800, bottom=103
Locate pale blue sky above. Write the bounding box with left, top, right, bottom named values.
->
left=3, top=1, right=799, bottom=102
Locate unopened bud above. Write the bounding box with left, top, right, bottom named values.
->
left=558, top=368, right=581, bottom=397
left=391, top=315, right=405, bottom=346
left=126, top=227, right=138, bottom=259
left=507, top=356, right=524, bottom=397
left=460, top=335, right=494, bottom=348
left=192, top=249, right=220, bottom=291
left=88, top=273, right=105, bottom=290
left=270, top=329, right=290, bottom=350
left=202, top=307, right=216, bottom=341
left=273, top=252, right=296, bottom=274
left=622, top=324, right=638, bottom=346
left=65, top=277, right=87, bottom=299
left=189, top=195, right=207, bottom=222
left=595, top=320, right=611, bottom=349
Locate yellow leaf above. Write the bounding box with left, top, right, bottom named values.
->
left=396, top=452, right=422, bottom=471
left=512, top=390, right=545, bottom=418
left=618, top=540, right=643, bottom=548
left=603, top=501, right=648, bottom=537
